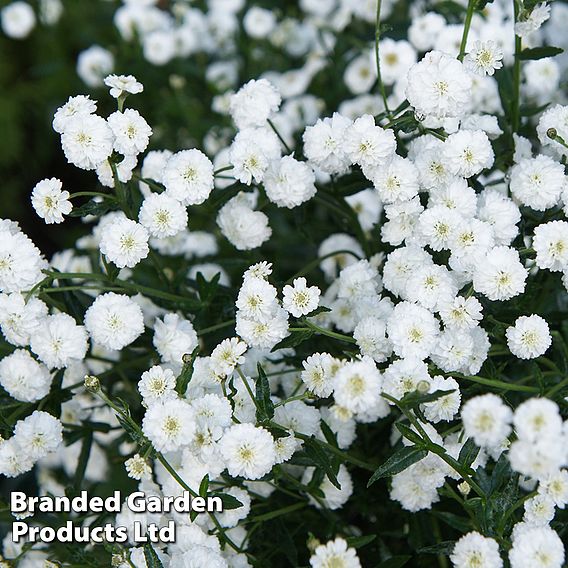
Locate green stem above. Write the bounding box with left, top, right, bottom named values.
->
left=214, top=165, right=234, bottom=176
left=303, top=320, right=356, bottom=344
left=197, top=320, right=235, bottom=336
left=453, top=373, right=540, bottom=393
left=458, top=0, right=476, bottom=61
left=69, top=191, right=115, bottom=200
left=512, top=0, right=522, bottom=133
left=374, top=0, right=391, bottom=118
left=287, top=249, right=362, bottom=284
left=267, top=118, right=292, bottom=154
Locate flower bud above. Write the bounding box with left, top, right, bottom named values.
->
left=547, top=127, right=558, bottom=139
left=84, top=375, right=101, bottom=393
left=458, top=480, right=471, bottom=497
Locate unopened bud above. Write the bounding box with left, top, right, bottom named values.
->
left=182, top=353, right=193, bottom=364
left=84, top=375, right=100, bottom=393
left=111, top=552, right=127, bottom=567
left=417, top=380, right=430, bottom=394
left=307, top=534, right=321, bottom=553
left=458, top=480, right=471, bottom=497
left=547, top=127, right=558, bottom=139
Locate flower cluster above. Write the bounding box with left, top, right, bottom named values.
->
left=2, top=0, right=568, bottom=566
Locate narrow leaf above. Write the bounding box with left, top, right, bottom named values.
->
left=368, top=446, right=427, bottom=487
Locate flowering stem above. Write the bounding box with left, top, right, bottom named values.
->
left=452, top=373, right=540, bottom=393
left=458, top=0, right=476, bottom=61
left=512, top=0, right=522, bottom=133
left=301, top=320, right=356, bottom=344
left=69, top=191, right=115, bottom=200
left=374, top=0, right=391, bottom=118
left=286, top=249, right=362, bottom=283
left=267, top=118, right=292, bottom=154
left=214, top=165, right=234, bottom=176
left=197, top=319, right=235, bottom=336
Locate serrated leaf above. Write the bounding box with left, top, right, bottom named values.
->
left=215, top=493, right=243, bottom=510
left=367, top=446, right=427, bottom=487
left=320, top=419, right=339, bottom=448
left=401, top=388, right=456, bottom=408
left=255, top=363, right=275, bottom=422
left=270, top=328, right=314, bottom=352
left=520, top=46, right=563, bottom=60
left=307, top=305, right=332, bottom=317
left=143, top=543, right=164, bottom=568
left=458, top=438, right=480, bottom=468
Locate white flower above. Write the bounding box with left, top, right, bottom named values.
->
left=464, top=41, right=504, bottom=76
left=513, top=398, right=562, bottom=443
left=60, top=114, right=114, bottom=170
left=153, top=313, right=198, bottom=366
left=0, top=226, right=47, bottom=293
left=218, top=423, right=276, bottom=480
left=30, top=313, right=88, bottom=370
left=0, top=349, right=52, bottom=402
left=450, top=532, right=503, bottom=568
left=406, top=51, right=472, bottom=119
left=0, top=292, right=47, bottom=346
left=107, top=109, right=152, bottom=156
left=217, top=195, right=271, bottom=251
left=373, top=156, right=419, bottom=204
left=76, top=45, right=114, bottom=88
left=333, top=357, right=382, bottom=414
left=0, top=438, right=34, bottom=478
left=282, top=277, right=320, bottom=318
left=344, top=114, right=396, bottom=177
left=301, top=352, right=337, bottom=398
left=514, top=3, right=551, bottom=40
left=230, top=78, right=281, bottom=129
left=533, top=221, right=568, bottom=272
left=509, top=526, right=564, bottom=568
left=138, top=365, right=177, bottom=405
left=103, top=74, right=144, bottom=98
left=461, top=393, right=512, bottom=450
left=303, top=113, right=352, bottom=175
left=142, top=399, right=196, bottom=453
left=387, top=301, right=440, bottom=360
left=309, top=537, right=361, bottom=568
left=85, top=292, right=145, bottom=350
left=210, top=337, right=247, bottom=378
left=443, top=130, right=494, bottom=178
left=509, top=155, right=565, bottom=211
left=125, top=454, right=151, bottom=480
left=506, top=315, right=551, bottom=360
left=523, top=494, right=555, bottom=526
left=382, top=357, right=431, bottom=402
left=423, top=377, right=461, bottom=423
left=1, top=1, right=35, bottom=39
left=99, top=217, right=149, bottom=268
left=439, top=296, right=483, bottom=330
left=31, top=178, right=72, bottom=224
left=472, top=246, right=528, bottom=301
left=353, top=317, right=392, bottom=363
left=163, top=149, right=215, bottom=206
left=14, top=411, right=63, bottom=460
left=263, top=155, right=316, bottom=208
left=304, top=464, right=353, bottom=510
left=539, top=471, right=568, bottom=508
left=52, top=95, right=97, bottom=134
left=138, top=192, right=188, bottom=238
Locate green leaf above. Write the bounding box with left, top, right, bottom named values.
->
left=320, top=419, right=339, bottom=448
left=367, top=446, right=427, bottom=487
left=198, top=474, right=209, bottom=498
left=214, top=493, right=243, bottom=510
left=375, top=556, right=412, bottom=568
left=176, top=347, right=199, bottom=395
left=345, top=535, right=377, bottom=549
left=418, top=541, right=455, bottom=555
left=143, top=543, right=164, bottom=568
left=400, top=388, right=456, bottom=408
left=458, top=438, right=480, bottom=468
left=432, top=511, right=472, bottom=532
left=271, top=328, right=314, bottom=352
left=307, top=305, right=332, bottom=317
left=395, top=423, right=425, bottom=446
left=303, top=437, right=341, bottom=489
left=73, top=431, right=93, bottom=491
left=68, top=198, right=119, bottom=218
left=520, top=46, right=564, bottom=60
left=255, top=363, right=275, bottom=422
